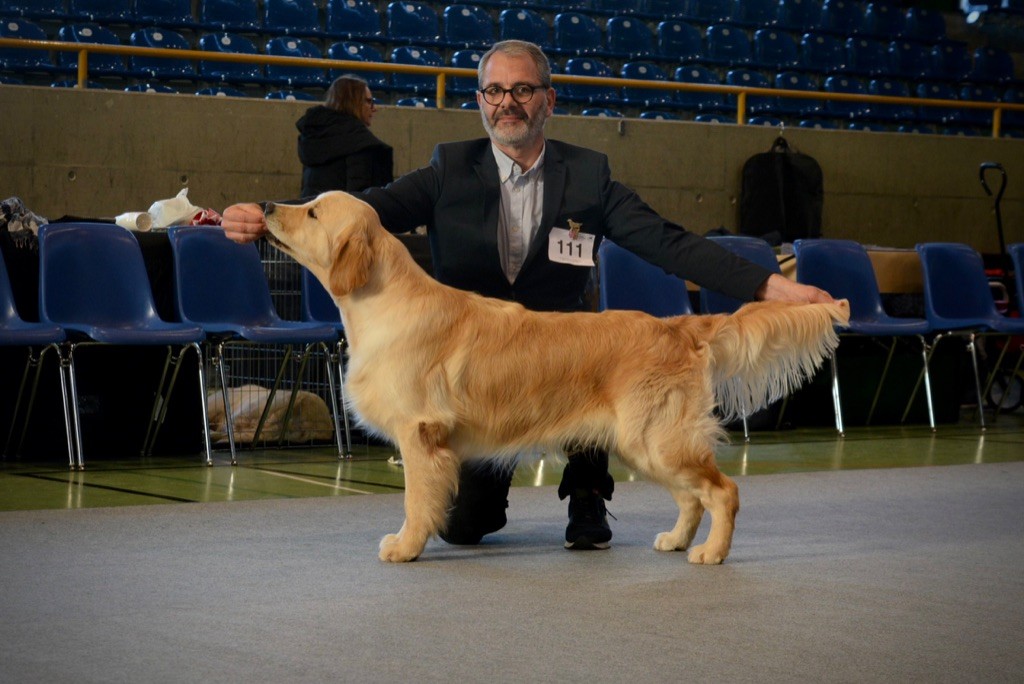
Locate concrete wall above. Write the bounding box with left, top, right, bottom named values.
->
left=2, top=84, right=1023, bottom=252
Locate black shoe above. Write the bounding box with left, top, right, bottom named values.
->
left=564, top=488, right=612, bottom=550
left=438, top=463, right=512, bottom=545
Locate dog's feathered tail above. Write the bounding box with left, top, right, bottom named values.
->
left=706, top=300, right=850, bottom=423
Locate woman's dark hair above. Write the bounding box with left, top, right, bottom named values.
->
left=325, top=75, right=369, bottom=116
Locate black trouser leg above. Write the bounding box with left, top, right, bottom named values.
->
left=439, top=460, right=514, bottom=545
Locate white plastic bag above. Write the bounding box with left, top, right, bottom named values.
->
left=147, top=188, right=201, bottom=229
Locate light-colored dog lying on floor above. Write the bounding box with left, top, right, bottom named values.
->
left=264, top=191, right=849, bottom=564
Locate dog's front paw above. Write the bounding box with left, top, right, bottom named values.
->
left=378, top=533, right=421, bottom=562
left=653, top=532, right=687, bottom=552
left=687, top=543, right=725, bottom=565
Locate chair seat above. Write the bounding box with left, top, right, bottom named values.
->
left=62, top=321, right=205, bottom=345
left=202, top=321, right=337, bottom=344
left=0, top=320, right=66, bottom=346
left=930, top=314, right=1024, bottom=333
left=847, top=317, right=930, bottom=336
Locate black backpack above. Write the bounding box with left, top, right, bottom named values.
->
left=739, top=136, right=823, bottom=246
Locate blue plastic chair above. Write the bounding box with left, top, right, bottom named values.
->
left=753, top=29, right=800, bottom=71
left=794, top=238, right=936, bottom=431
left=195, top=85, right=249, bottom=97
left=389, top=46, right=444, bottom=94
left=130, top=27, right=196, bottom=81
left=688, top=0, right=732, bottom=23
left=386, top=1, right=440, bottom=46
left=167, top=226, right=340, bottom=463
left=553, top=12, right=603, bottom=56
left=69, top=0, right=133, bottom=23
left=823, top=75, right=869, bottom=120
left=606, top=16, right=655, bottom=60
left=38, top=223, right=212, bottom=469
left=656, top=20, right=702, bottom=63
left=915, top=82, right=960, bottom=126
left=800, top=32, right=846, bottom=75
left=265, top=89, right=317, bottom=101
left=327, top=41, right=388, bottom=89
left=0, top=247, right=71, bottom=465
left=57, top=24, right=129, bottom=77
left=930, top=42, right=972, bottom=83
left=597, top=240, right=693, bottom=317
left=0, top=18, right=59, bottom=75
left=126, top=83, right=179, bottom=93
left=301, top=268, right=353, bottom=458
left=620, top=61, right=673, bottom=108
left=581, top=107, right=624, bottom=118
left=818, top=0, right=864, bottom=36
left=265, top=36, right=326, bottom=88
left=916, top=242, right=1024, bottom=428
left=264, top=0, right=320, bottom=36
left=861, top=1, right=904, bottom=40
left=0, top=0, right=70, bottom=20
left=704, top=24, right=752, bottom=66
left=133, top=0, right=197, bottom=29
left=845, top=37, right=889, bottom=77
left=969, top=46, right=1016, bottom=85
left=903, top=7, right=946, bottom=44
left=726, top=68, right=775, bottom=118
left=773, top=71, right=822, bottom=118
left=888, top=40, right=930, bottom=80
left=867, top=78, right=914, bottom=123
left=561, top=57, right=620, bottom=105
left=498, top=9, right=550, bottom=48
left=776, top=0, right=822, bottom=33
left=442, top=4, right=494, bottom=49
left=395, top=96, right=436, bottom=107
left=729, top=0, right=778, bottom=28
left=199, top=32, right=265, bottom=85
left=701, top=235, right=782, bottom=439
left=958, top=84, right=998, bottom=128
left=199, top=0, right=261, bottom=32
left=449, top=49, right=483, bottom=95
left=674, top=65, right=726, bottom=114
left=326, top=0, right=383, bottom=40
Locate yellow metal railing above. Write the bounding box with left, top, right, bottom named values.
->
left=2, top=37, right=1022, bottom=138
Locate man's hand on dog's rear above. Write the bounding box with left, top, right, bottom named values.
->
left=756, top=273, right=834, bottom=304
left=222, top=203, right=268, bottom=244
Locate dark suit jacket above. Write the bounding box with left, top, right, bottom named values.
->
left=362, top=138, right=772, bottom=312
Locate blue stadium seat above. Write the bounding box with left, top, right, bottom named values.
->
left=443, top=4, right=493, bottom=49
left=396, top=96, right=436, bottom=107
left=915, top=81, right=960, bottom=125
left=930, top=42, right=971, bottom=83
left=867, top=78, right=914, bottom=122
left=958, top=84, right=998, bottom=127
left=823, top=74, right=868, bottom=119
left=130, top=27, right=196, bottom=81
left=387, top=1, right=440, bottom=46
left=687, top=0, right=732, bottom=24
left=749, top=115, right=785, bottom=127
left=704, top=23, right=752, bottom=66
left=606, top=15, right=655, bottom=59
left=389, top=45, right=443, bottom=93
left=265, top=89, right=318, bottom=100
left=861, top=2, right=904, bottom=40
left=590, top=0, right=640, bottom=15
left=639, top=110, right=682, bottom=120
left=581, top=107, right=624, bottom=117
left=726, top=67, right=775, bottom=116
left=694, top=112, right=734, bottom=123
left=656, top=20, right=702, bottom=63
left=561, top=57, right=620, bottom=105
left=776, top=0, right=822, bottom=33
left=448, top=49, right=483, bottom=95
left=845, top=37, right=888, bottom=77
left=553, top=12, right=603, bottom=56
left=896, top=123, right=934, bottom=135
left=326, top=0, right=384, bottom=40
left=125, top=82, right=178, bottom=93
left=729, top=0, right=778, bottom=28
left=0, top=18, right=59, bottom=75
left=903, top=7, right=945, bottom=44
left=198, top=32, right=264, bottom=84
left=800, top=32, right=846, bottom=74
left=264, top=0, right=321, bottom=36
left=645, top=0, right=689, bottom=19
left=196, top=85, right=249, bottom=96
left=199, top=0, right=261, bottom=32
left=888, top=40, right=930, bottom=80
left=327, top=41, right=388, bottom=89
left=498, top=9, right=550, bottom=48
left=0, top=0, right=69, bottom=20
left=69, top=0, right=133, bottom=24
left=849, top=120, right=886, bottom=131
left=753, top=28, right=800, bottom=71
left=969, top=46, right=1016, bottom=85
left=51, top=79, right=108, bottom=89
left=57, top=24, right=129, bottom=77
left=265, top=36, right=326, bottom=88
left=818, top=0, right=863, bottom=36
left=773, top=70, right=822, bottom=118
left=1002, top=87, right=1024, bottom=129
left=133, top=0, right=197, bottom=29
left=800, top=118, right=836, bottom=129
left=674, top=64, right=725, bottom=113
left=620, top=61, right=673, bottom=108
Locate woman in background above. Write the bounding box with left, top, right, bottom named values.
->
left=296, top=75, right=394, bottom=196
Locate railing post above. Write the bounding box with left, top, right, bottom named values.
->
left=77, top=49, right=88, bottom=88
left=992, top=106, right=1002, bottom=139
left=736, top=90, right=746, bottom=125
left=436, top=72, right=446, bottom=110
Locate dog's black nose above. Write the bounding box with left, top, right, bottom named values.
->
left=261, top=201, right=275, bottom=214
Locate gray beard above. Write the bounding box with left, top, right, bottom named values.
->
left=480, top=107, right=548, bottom=148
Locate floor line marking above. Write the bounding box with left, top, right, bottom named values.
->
left=253, top=468, right=376, bottom=494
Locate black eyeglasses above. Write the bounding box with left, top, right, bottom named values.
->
left=478, top=83, right=547, bottom=106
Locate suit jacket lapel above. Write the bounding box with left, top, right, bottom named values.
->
left=472, top=145, right=503, bottom=269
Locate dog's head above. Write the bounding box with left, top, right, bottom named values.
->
left=264, top=191, right=378, bottom=298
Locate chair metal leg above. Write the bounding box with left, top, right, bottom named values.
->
left=275, top=344, right=317, bottom=446
left=141, top=345, right=175, bottom=457
left=191, top=343, right=214, bottom=467
left=918, top=336, right=936, bottom=432
left=966, top=333, right=986, bottom=431
left=62, top=344, right=85, bottom=470
left=830, top=354, right=845, bottom=437
left=321, top=342, right=345, bottom=458
left=214, top=342, right=238, bottom=465
left=252, top=345, right=294, bottom=446
left=336, top=341, right=353, bottom=459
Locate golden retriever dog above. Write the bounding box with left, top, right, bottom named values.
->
left=263, top=191, right=849, bottom=564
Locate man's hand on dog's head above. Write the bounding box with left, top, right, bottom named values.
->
left=222, top=203, right=268, bottom=244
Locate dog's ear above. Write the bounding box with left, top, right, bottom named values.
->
left=328, top=216, right=373, bottom=297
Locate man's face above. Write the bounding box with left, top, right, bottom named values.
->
left=477, top=52, right=555, bottom=149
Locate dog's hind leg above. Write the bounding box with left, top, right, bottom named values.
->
left=672, top=463, right=738, bottom=565
left=379, top=421, right=460, bottom=562
left=653, top=490, right=704, bottom=553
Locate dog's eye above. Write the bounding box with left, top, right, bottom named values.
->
left=307, top=208, right=317, bottom=219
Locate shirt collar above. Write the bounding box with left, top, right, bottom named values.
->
left=490, top=142, right=546, bottom=183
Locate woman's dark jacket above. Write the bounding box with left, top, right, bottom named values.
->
left=296, top=106, right=394, bottom=196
